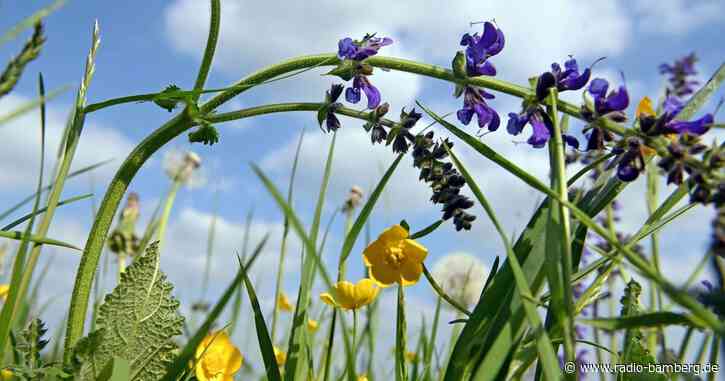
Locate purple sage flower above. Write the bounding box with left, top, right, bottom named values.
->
left=640, top=96, right=714, bottom=137
left=659, top=53, right=699, bottom=99
left=336, top=34, right=392, bottom=110
left=338, top=35, right=392, bottom=61
left=458, top=86, right=501, bottom=132
left=506, top=106, right=579, bottom=149
left=455, top=21, right=504, bottom=132
left=582, top=78, right=629, bottom=151
left=612, top=138, right=646, bottom=182
left=536, top=57, right=594, bottom=101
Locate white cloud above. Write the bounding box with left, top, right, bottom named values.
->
left=633, top=0, right=724, bottom=35
left=0, top=94, right=134, bottom=188
left=164, top=0, right=631, bottom=103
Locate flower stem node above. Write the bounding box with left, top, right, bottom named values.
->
left=153, top=84, right=184, bottom=112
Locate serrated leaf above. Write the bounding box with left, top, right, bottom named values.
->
left=73, top=242, right=184, bottom=381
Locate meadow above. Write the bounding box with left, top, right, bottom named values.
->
left=0, top=1, right=724, bottom=380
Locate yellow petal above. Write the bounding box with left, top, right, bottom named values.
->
left=335, top=281, right=358, bottom=310
left=274, top=346, right=287, bottom=366
left=636, top=96, right=655, bottom=118
left=369, top=264, right=399, bottom=287
left=307, top=319, right=319, bottom=332
left=402, top=239, right=427, bottom=262
left=354, top=278, right=379, bottom=307
left=378, top=224, right=409, bottom=243
left=362, top=240, right=386, bottom=268
left=320, top=292, right=336, bottom=307
left=400, top=260, right=423, bottom=286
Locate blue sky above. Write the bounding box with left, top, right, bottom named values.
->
left=1, top=0, right=724, bottom=372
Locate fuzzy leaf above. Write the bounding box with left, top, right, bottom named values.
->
left=73, top=242, right=184, bottom=380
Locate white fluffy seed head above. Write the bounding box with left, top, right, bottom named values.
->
left=431, top=252, right=488, bottom=309
left=163, top=149, right=205, bottom=187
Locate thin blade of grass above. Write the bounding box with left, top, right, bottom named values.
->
left=0, top=73, right=48, bottom=359
left=444, top=144, right=561, bottom=381
left=251, top=164, right=358, bottom=381
left=159, top=235, right=268, bottom=381
left=1, top=193, right=92, bottom=231
left=286, top=131, right=335, bottom=381
left=0, top=159, right=113, bottom=222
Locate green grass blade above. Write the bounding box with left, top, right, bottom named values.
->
left=251, top=164, right=357, bottom=381
left=582, top=312, right=702, bottom=331
left=444, top=144, right=561, bottom=381
left=238, top=254, right=283, bottom=381
left=229, top=208, right=254, bottom=337
left=0, top=159, right=113, bottom=222
left=286, top=131, right=335, bottom=381
left=0, top=230, right=80, bottom=250
left=1, top=193, right=92, bottom=231
left=409, top=220, right=443, bottom=240
left=676, top=62, right=725, bottom=121
left=159, top=235, right=268, bottom=381
left=0, top=0, right=65, bottom=46
left=338, top=153, right=405, bottom=264
left=395, top=285, right=408, bottom=381
left=0, top=85, right=71, bottom=126
left=0, top=73, right=48, bottom=359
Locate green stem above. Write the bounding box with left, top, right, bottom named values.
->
left=547, top=88, right=576, bottom=372
left=117, top=252, right=126, bottom=282
left=60, top=52, right=629, bottom=362
left=421, top=265, right=471, bottom=316
left=156, top=179, right=182, bottom=254
left=191, top=0, right=220, bottom=103
left=352, top=309, right=358, bottom=369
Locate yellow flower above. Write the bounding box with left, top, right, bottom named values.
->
left=405, top=351, right=418, bottom=363
left=357, top=375, right=369, bottom=381
left=274, top=346, right=287, bottom=366
left=278, top=293, right=294, bottom=312
left=0, top=285, right=9, bottom=301
left=194, top=331, right=243, bottom=381
left=363, top=225, right=428, bottom=287
left=636, top=96, right=655, bottom=118
left=1, top=369, right=12, bottom=380
left=307, top=319, right=319, bottom=332
left=320, top=278, right=379, bottom=310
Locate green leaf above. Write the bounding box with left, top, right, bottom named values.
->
left=619, top=280, right=666, bottom=381
left=0, top=228, right=80, bottom=251
left=582, top=312, right=702, bottom=331
left=339, top=153, right=405, bottom=263
left=239, top=256, right=283, bottom=381
left=97, top=357, right=131, bottom=381
left=73, top=242, right=184, bottom=380
left=676, top=62, right=725, bottom=121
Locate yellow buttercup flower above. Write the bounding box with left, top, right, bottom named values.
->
left=405, top=351, right=418, bottom=363
left=357, top=375, right=369, bottom=381
left=1, top=369, right=13, bottom=380
left=307, top=319, right=319, bottom=332
left=274, top=346, right=287, bottom=366
left=278, top=293, right=294, bottom=312
left=363, top=224, right=428, bottom=286
left=194, top=331, right=243, bottom=381
left=0, top=285, right=9, bottom=301
left=320, top=278, right=379, bottom=310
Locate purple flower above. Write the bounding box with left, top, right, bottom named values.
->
left=337, top=34, right=392, bottom=61
left=613, top=138, right=646, bottom=182
left=640, top=96, right=714, bottom=137
left=536, top=57, right=593, bottom=100
left=336, top=34, right=392, bottom=110
left=460, top=21, right=505, bottom=76
left=455, top=22, right=504, bottom=133
left=506, top=106, right=579, bottom=149
left=659, top=53, right=699, bottom=99
left=346, top=75, right=381, bottom=109
left=457, top=86, right=501, bottom=132
left=581, top=78, right=629, bottom=151
left=588, top=78, right=629, bottom=117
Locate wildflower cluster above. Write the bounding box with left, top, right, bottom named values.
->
left=659, top=53, right=699, bottom=99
